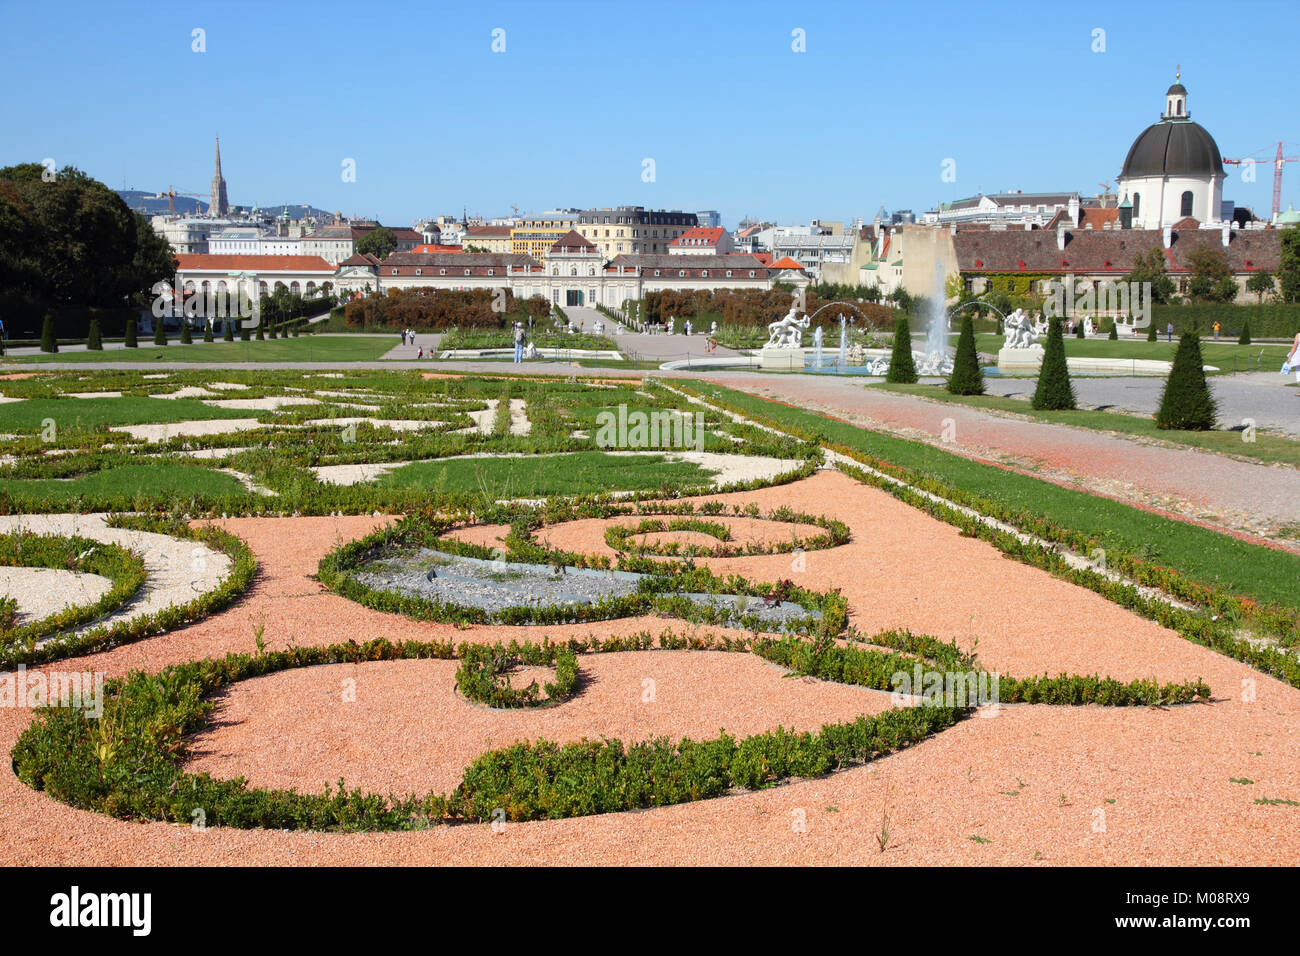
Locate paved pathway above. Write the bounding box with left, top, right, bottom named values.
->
left=702, top=372, right=1300, bottom=548
left=985, top=371, right=1300, bottom=437
left=379, top=333, right=442, bottom=361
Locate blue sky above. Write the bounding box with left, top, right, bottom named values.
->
left=1, top=0, right=1296, bottom=227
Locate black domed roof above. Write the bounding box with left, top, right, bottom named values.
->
left=1166, top=82, right=1187, bottom=95
left=1120, top=120, right=1224, bottom=179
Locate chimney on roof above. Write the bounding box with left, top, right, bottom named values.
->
left=1068, top=194, right=1080, bottom=225
left=1162, top=226, right=1172, bottom=248
left=1057, top=225, right=1067, bottom=250
left=1221, top=222, right=1231, bottom=247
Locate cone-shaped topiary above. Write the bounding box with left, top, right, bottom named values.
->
left=153, top=319, right=166, bottom=346
left=124, top=317, right=138, bottom=348
left=240, top=324, right=250, bottom=341
left=179, top=321, right=192, bottom=344
left=40, top=312, right=57, bottom=353
left=223, top=319, right=234, bottom=342
left=1147, top=320, right=1158, bottom=342
left=255, top=324, right=264, bottom=340
left=1155, top=332, right=1217, bottom=430
left=886, top=314, right=918, bottom=383
left=1075, top=319, right=1086, bottom=338
left=1238, top=319, right=1251, bottom=345
left=946, top=313, right=984, bottom=395
left=203, top=320, right=214, bottom=342
left=86, top=318, right=102, bottom=350
left=1108, top=320, right=1118, bottom=340
left=1032, top=317, right=1076, bottom=410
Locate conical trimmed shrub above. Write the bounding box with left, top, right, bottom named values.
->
left=223, top=319, right=234, bottom=342
left=1147, top=320, right=1158, bottom=342
left=946, top=313, right=984, bottom=395
left=203, top=320, right=214, bottom=342
left=1108, top=320, right=1118, bottom=340
left=153, top=319, right=167, bottom=346
left=86, top=318, right=102, bottom=350
left=40, top=312, right=57, bottom=353
left=886, top=314, right=918, bottom=383
left=240, top=324, right=250, bottom=342
left=124, top=317, right=138, bottom=348
left=1237, top=319, right=1251, bottom=345
left=1075, top=319, right=1086, bottom=338
left=1032, top=317, right=1076, bottom=410
left=1155, top=332, right=1217, bottom=430
left=180, top=321, right=192, bottom=344
left=255, top=324, right=265, bottom=341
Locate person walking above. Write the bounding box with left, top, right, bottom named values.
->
left=684, top=318, right=693, bottom=336
left=1166, top=321, right=1174, bottom=342
left=1284, top=331, right=1300, bottom=396
left=1213, top=320, right=1221, bottom=341
left=513, top=322, right=525, bottom=364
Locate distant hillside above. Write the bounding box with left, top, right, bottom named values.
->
left=116, top=192, right=334, bottom=222
left=118, top=190, right=208, bottom=216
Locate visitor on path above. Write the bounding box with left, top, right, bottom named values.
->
left=417, top=346, right=424, bottom=359
left=684, top=319, right=693, bottom=336
left=513, top=322, right=525, bottom=364
left=1166, top=322, right=1174, bottom=342
left=1213, top=321, right=1221, bottom=340
left=1284, top=332, right=1300, bottom=395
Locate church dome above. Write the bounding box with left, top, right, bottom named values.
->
left=1119, top=77, right=1224, bottom=180
left=1121, top=121, right=1224, bottom=178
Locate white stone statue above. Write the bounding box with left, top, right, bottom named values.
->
left=765, top=298, right=810, bottom=348
left=709, top=320, right=717, bottom=336
left=523, top=342, right=539, bottom=359
left=848, top=342, right=866, bottom=365
left=666, top=315, right=675, bottom=335
left=1083, top=316, right=1095, bottom=337
left=592, top=319, right=604, bottom=335
left=1002, top=308, right=1040, bottom=350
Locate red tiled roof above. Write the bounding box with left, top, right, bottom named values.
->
left=955, top=228, right=1281, bottom=274
left=770, top=256, right=805, bottom=270
left=669, top=226, right=726, bottom=247
left=752, top=252, right=774, bottom=266
left=339, top=253, right=382, bottom=267
left=176, top=254, right=335, bottom=272
left=466, top=225, right=513, bottom=238
left=410, top=244, right=463, bottom=254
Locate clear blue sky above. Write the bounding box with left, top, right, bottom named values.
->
left=1, top=0, right=1296, bottom=227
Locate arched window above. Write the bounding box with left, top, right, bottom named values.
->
left=1132, top=193, right=1141, bottom=219
left=1180, top=191, right=1193, bottom=217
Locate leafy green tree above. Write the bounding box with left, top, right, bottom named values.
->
left=1185, top=245, right=1234, bottom=302
left=886, top=314, right=917, bottom=383
left=1124, top=247, right=1177, bottom=304
left=946, top=313, right=984, bottom=395
left=1238, top=319, right=1251, bottom=345
left=86, top=317, right=102, bottom=350
left=355, top=227, right=397, bottom=260
left=1279, top=227, right=1300, bottom=303
left=39, top=311, right=56, bottom=352
left=1032, top=317, right=1076, bottom=410
left=1246, top=270, right=1274, bottom=303
left=1156, top=332, right=1217, bottom=430
left=124, top=317, right=138, bottom=348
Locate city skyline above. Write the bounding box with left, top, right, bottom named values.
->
left=1, top=0, right=1297, bottom=227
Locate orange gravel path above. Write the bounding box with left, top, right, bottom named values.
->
left=2, top=471, right=1297, bottom=866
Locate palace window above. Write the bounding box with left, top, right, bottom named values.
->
left=1180, top=191, right=1193, bottom=217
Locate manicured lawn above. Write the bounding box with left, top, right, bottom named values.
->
left=971, top=333, right=1290, bottom=373
left=2, top=396, right=252, bottom=430
left=374, top=452, right=711, bottom=497
left=690, top=382, right=1300, bottom=612
left=871, top=383, right=1300, bottom=467
left=438, top=329, right=617, bottom=352
left=8, top=336, right=396, bottom=364
left=2, top=463, right=247, bottom=502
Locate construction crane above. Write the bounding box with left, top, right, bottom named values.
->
left=154, top=186, right=206, bottom=215
left=1221, top=142, right=1300, bottom=220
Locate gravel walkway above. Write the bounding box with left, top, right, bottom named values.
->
left=706, top=373, right=1300, bottom=547
left=1, top=473, right=1296, bottom=865
left=0, top=568, right=113, bottom=625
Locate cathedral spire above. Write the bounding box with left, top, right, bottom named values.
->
left=209, top=134, right=230, bottom=218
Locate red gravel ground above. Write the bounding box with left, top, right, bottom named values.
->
left=2, top=471, right=1297, bottom=865
left=709, top=374, right=1300, bottom=550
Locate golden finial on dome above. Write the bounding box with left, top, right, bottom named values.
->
left=1175, top=64, right=1181, bottom=81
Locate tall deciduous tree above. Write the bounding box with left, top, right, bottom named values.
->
left=355, top=226, right=397, bottom=260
